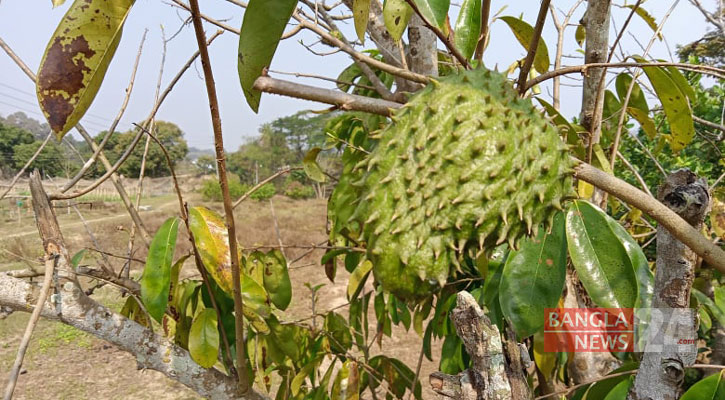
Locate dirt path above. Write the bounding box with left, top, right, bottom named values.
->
left=5, top=199, right=178, bottom=240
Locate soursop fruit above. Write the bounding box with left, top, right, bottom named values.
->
left=347, top=68, right=576, bottom=301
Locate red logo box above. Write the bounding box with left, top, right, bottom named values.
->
left=544, top=308, right=634, bottom=352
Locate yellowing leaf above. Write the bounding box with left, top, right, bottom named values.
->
left=634, top=56, right=694, bottom=153
left=626, top=5, right=661, bottom=40
left=383, top=0, right=413, bottom=42
left=578, top=180, right=594, bottom=199
left=575, top=24, right=585, bottom=47
left=347, top=260, right=372, bottom=300
left=500, top=16, right=550, bottom=73
left=37, top=0, right=135, bottom=138
left=713, top=189, right=725, bottom=240
left=189, top=206, right=234, bottom=293
left=533, top=330, right=556, bottom=379
left=51, top=0, right=67, bottom=7
left=303, top=147, right=327, bottom=183
left=353, top=0, right=371, bottom=44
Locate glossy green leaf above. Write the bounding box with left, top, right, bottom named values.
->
left=353, top=0, right=371, bottom=44
left=454, top=0, right=481, bottom=60
left=140, top=217, right=179, bottom=322
left=189, top=206, right=235, bottom=294
left=262, top=249, right=292, bottom=310
left=606, top=218, right=653, bottom=310
left=681, top=371, right=725, bottom=400
left=383, top=0, right=413, bottom=41
left=633, top=56, right=694, bottom=152
left=482, top=254, right=505, bottom=329
left=332, top=360, right=360, bottom=400
left=575, top=24, right=585, bottom=47
left=303, top=147, right=327, bottom=183
left=566, top=200, right=638, bottom=308
left=500, top=213, right=567, bottom=339
left=347, top=259, right=372, bottom=300
left=602, top=377, right=633, bottom=400
left=189, top=308, right=219, bottom=368
left=70, top=249, right=86, bottom=269
left=238, top=0, right=298, bottom=112
left=439, top=335, right=464, bottom=374
left=37, top=0, right=135, bottom=138
left=500, top=16, right=550, bottom=73
left=413, top=0, right=450, bottom=29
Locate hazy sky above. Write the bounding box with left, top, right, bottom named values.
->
left=0, top=0, right=712, bottom=150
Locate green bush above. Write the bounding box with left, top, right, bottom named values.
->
left=249, top=183, right=276, bottom=201
left=200, top=173, right=247, bottom=201
left=284, top=181, right=316, bottom=199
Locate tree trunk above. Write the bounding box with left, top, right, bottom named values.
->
left=630, top=169, right=710, bottom=400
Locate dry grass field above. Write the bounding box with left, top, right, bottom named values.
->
left=0, top=179, right=441, bottom=399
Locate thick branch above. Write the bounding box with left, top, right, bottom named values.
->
left=579, top=0, right=611, bottom=146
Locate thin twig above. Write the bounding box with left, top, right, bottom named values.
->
left=473, top=0, right=492, bottom=62
left=233, top=167, right=301, bottom=208
left=517, top=0, right=551, bottom=94
left=3, top=255, right=56, bottom=400
left=186, top=0, right=248, bottom=392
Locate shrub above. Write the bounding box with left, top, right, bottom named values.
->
left=200, top=173, right=247, bottom=201
left=284, top=181, right=316, bottom=199
left=249, top=183, right=276, bottom=201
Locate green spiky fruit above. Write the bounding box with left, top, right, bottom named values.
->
left=351, top=69, right=576, bottom=301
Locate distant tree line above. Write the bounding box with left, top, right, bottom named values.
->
left=0, top=112, right=188, bottom=180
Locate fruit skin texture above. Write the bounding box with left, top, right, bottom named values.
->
left=351, top=68, right=576, bottom=301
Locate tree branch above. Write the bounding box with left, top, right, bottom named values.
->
left=186, top=0, right=249, bottom=392
left=517, top=0, right=551, bottom=94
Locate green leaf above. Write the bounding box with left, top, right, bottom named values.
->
left=189, top=308, right=219, bottom=368
left=602, top=377, right=633, bottom=400
left=681, top=371, right=725, bottom=400
left=693, top=289, right=725, bottom=326
left=584, top=362, right=638, bottom=400
left=439, top=335, right=464, bottom=374
left=189, top=207, right=235, bottom=294
left=347, top=260, right=372, bottom=300
left=413, top=0, right=450, bottom=29
left=383, top=0, right=413, bottom=41
left=627, top=107, right=657, bottom=139
left=291, top=356, right=323, bottom=395
left=303, top=147, right=327, bottom=183
left=262, top=249, right=292, bottom=310
left=238, top=0, right=299, bottom=112
left=606, top=218, right=653, bottom=310
left=37, top=0, right=135, bottom=138
left=454, top=0, right=481, bottom=60
left=633, top=56, right=694, bottom=152
left=242, top=274, right=272, bottom=334
left=665, top=65, right=697, bottom=102
left=267, top=315, right=307, bottom=362
left=566, top=201, right=638, bottom=308
left=353, top=0, right=371, bottom=44
left=575, top=24, right=585, bottom=47
left=482, top=254, right=505, bottom=329
left=625, top=6, right=661, bottom=40
left=337, top=63, right=363, bottom=93
left=500, top=16, right=550, bottom=73
left=615, top=73, right=649, bottom=113
left=70, top=249, right=86, bottom=269
left=499, top=212, right=567, bottom=339
left=140, top=217, right=179, bottom=322
left=324, top=312, right=352, bottom=354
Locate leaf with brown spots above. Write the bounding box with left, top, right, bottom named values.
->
left=383, top=0, right=413, bottom=42
left=37, top=0, right=135, bottom=138
left=712, top=188, right=725, bottom=240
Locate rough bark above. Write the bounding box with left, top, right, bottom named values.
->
left=0, top=172, right=266, bottom=400
left=429, top=292, right=523, bottom=400
left=402, top=14, right=437, bottom=92
left=630, top=169, right=710, bottom=400
left=579, top=0, right=611, bottom=145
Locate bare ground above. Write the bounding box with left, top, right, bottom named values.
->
left=0, top=193, right=441, bottom=399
